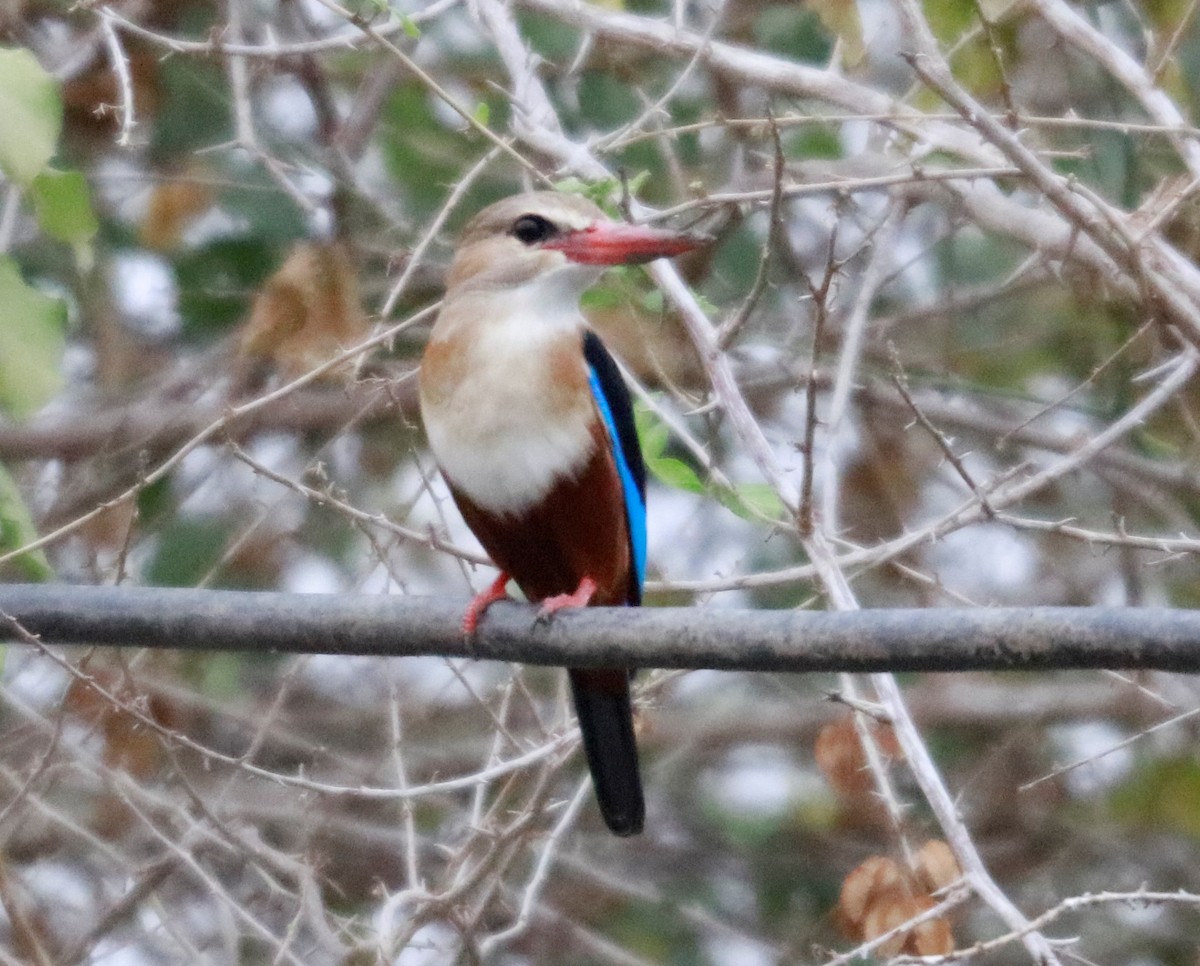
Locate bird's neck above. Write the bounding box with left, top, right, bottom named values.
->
left=433, top=272, right=588, bottom=346
left=419, top=281, right=599, bottom=516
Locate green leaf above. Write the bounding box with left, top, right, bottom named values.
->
left=553, top=172, right=654, bottom=213
left=177, top=238, right=278, bottom=338
left=199, top=652, right=244, bottom=697
left=472, top=101, right=490, bottom=127
left=651, top=456, right=705, bottom=494
left=977, top=0, right=1017, bottom=19
left=626, top=170, right=652, bottom=196
left=636, top=404, right=705, bottom=494
left=400, top=13, right=421, bottom=37
left=151, top=59, right=231, bottom=156
left=145, top=517, right=232, bottom=587
left=635, top=401, right=784, bottom=520
left=717, top=483, right=786, bottom=522
left=0, top=47, right=62, bottom=185
left=577, top=70, right=638, bottom=128
left=808, top=0, right=865, bottom=66
left=753, top=7, right=833, bottom=62
left=634, top=402, right=669, bottom=461
left=580, top=285, right=624, bottom=310
left=0, top=257, right=66, bottom=416
left=347, top=0, right=391, bottom=19
left=30, top=168, right=99, bottom=268
left=0, top=461, right=53, bottom=581
left=1111, top=757, right=1200, bottom=840
left=553, top=176, right=623, bottom=213
left=923, top=0, right=974, bottom=41
left=381, top=82, right=481, bottom=219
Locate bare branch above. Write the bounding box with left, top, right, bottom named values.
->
left=6, top=585, right=1200, bottom=673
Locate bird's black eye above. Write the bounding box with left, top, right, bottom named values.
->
left=510, top=214, right=557, bottom=245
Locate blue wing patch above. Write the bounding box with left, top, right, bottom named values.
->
left=583, top=332, right=647, bottom=601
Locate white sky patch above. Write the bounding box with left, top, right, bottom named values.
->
left=325, top=431, right=365, bottom=481
left=706, top=745, right=814, bottom=817
left=423, top=3, right=492, bottom=57
left=22, top=859, right=93, bottom=936
left=109, top=252, right=181, bottom=339
left=92, top=154, right=153, bottom=223
left=927, top=522, right=1038, bottom=602
left=391, top=921, right=460, bottom=965
left=1097, top=573, right=1130, bottom=607
left=706, top=933, right=777, bottom=966
left=670, top=668, right=730, bottom=700
left=1110, top=906, right=1173, bottom=936
left=301, top=645, right=498, bottom=707
left=2, top=649, right=68, bottom=707
left=1049, top=721, right=1135, bottom=797
left=174, top=446, right=234, bottom=515
left=283, top=554, right=345, bottom=594
left=785, top=196, right=845, bottom=265
left=88, top=939, right=163, bottom=966
left=430, top=78, right=481, bottom=130
left=1096, top=572, right=1170, bottom=608
left=886, top=203, right=942, bottom=302
left=296, top=0, right=351, bottom=30
left=649, top=485, right=761, bottom=604
left=61, top=342, right=95, bottom=389
left=383, top=463, right=493, bottom=596
left=134, top=892, right=164, bottom=937
left=394, top=654, right=505, bottom=705
left=360, top=559, right=404, bottom=595
left=259, top=75, right=319, bottom=142
left=857, top=0, right=912, bottom=89
left=177, top=204, right=247, bottom=249
left=1022, top=374, right=1101, bottom=445
left=174, top=434, right=303, bottom=520
left=27, top=458, right=64, bottom=516
left=301, top=654, right=391, bottom=702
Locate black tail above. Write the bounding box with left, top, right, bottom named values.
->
left=568, top=668, right=644, bottom=836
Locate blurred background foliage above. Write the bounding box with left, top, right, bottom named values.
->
left=1, top=0, right=1200, bottom=962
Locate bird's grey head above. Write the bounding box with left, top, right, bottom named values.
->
left=446, top=191, right=705, bottom=296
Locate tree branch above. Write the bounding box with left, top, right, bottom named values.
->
left=4, top=585, right=1200, bottom=673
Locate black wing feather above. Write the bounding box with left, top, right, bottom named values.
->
left=582, top=330, right=646, bottom=502
left=582, top=330, right=646, bottom=607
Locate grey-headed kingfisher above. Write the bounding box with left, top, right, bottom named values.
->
left=418, top=191, right=704, bottom=835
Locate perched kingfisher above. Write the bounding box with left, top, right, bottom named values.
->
left=418, top=191, right=704, bottom=835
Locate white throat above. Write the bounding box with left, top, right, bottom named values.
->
left=421, top=269, right=601, bottom=516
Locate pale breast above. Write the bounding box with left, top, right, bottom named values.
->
left=420, top=303, right=597, bottom=517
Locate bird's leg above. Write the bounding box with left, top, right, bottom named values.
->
left=535, top=576, right=598, bottom=624
left=463, top=573, right=512, bottom=635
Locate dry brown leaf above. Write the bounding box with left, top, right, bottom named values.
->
left=76, top=500, right=137, bottom=555
left=861, top=890, right=920, bottom=955
left=62, top=42, right=160, bottom=137
left=863, top=892, right=956, bottom=956
left=815, top=719, right=863, bottom=798
left=64, top=671, right=181, bottom=780
left=65, top=667, right=188, bottom=838
left=139, top=177, right=214, bottom=251
left=836, top=855, right=905, bottom=934
left=236, top=241, right=368, bottom=384
left=815, top=716, right=903, bottom=799
left=836, top=854, right=956, bottom=954
left=915, top=838, right=961, bottom=892
left=907, top=897, right=955, bottom=955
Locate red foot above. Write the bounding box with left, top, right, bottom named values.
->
left=536, top=576, right=598, bottom=624
left=463, top=573, right=512, bottom=635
